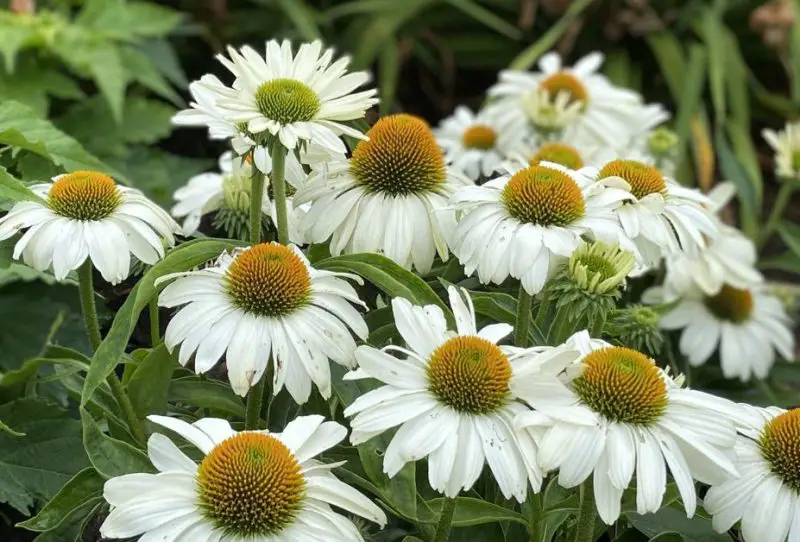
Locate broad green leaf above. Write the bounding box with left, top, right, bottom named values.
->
left=119, top=46, right=183, bottom=106
left=127, top=343, right=176, bottom=419
left=81, top=238, right=241, bottom=406
left=80, top=407, right=153, bottom=479
left=0, top=100, right=118, bottom=177
left=0, top=356, right=89, bottom=400
left=423, top=497, right=528, bottom=527
left=0, top=398, right=90, bottom=514
left=357, top=438, right=418, bottom=521
left=17, top=468, right=104, bottom=532
left=0, top=166, right=45, bottom=204
left=138, top=39, right=188, bottom=88
left=86, top=45, right=127, bottom=124
left=76, top=0, right=183, bottom=39
left=0, top=419, right=24, bottom=436
left=0, top=63, right=83, bottom=116
left=626, top=506, right=729, bottom=542
left=168, top=376, right=245, bottom=417
left=0, top=14, right=38, bottom=72
left=30, top=498, right=102, bottom=542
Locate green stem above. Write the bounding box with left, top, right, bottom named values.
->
left=515, top=287, right=533, bottom=347
left=574, top=480, right=596, bottom=542
left=760, top=182, right=796, bottom=248
left=269, top=143, right=289, bottom=245
left=249, top=167, right=266, bottom=244
left=245, top=372, right=267, bottom=430
left=433, top=498, right=457, bottom=542
left=549, top=306, right=574, bottom=345
left=77, top=261, right=145, bottom=444
left=148, top=298, right=160, bottom=347
left=590, top=313, right=606, bottom=339
left=534, top=289, right=551, bottom=329
left=529, top=493, right=543, bottom=542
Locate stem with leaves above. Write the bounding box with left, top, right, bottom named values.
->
left=148, top=298, right=161, bottom=347
left=574, top=480, right=596, bottom=542
left=515, top=287, right=533, bottom=347
left=433, top=498, right=457, bottom=542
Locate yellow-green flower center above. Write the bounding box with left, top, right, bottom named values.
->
left=501, top=165, right=585, bottom=227
left=597, top=159, right=666, bottom=200
left=538, top=71, right=589, bottom=108
left=426, top=336, right=511, bottom=414
left=573, top=346, right=668, bottom=425
left=704, top=284, right=754, bottom=324
left=225, top=243, right=311, bottom=317
left=760, top=409, right=800, bottom=493
left=198, top=432, right=305, bottom=536
left=351, top=114, right=446, bottom=196
left=254, top=78, right=321, bottom=125
left=529, top=142, right=584, bottom=170
left=47, top=171, right=121, bottom=221
left=462, top=124, right=497, bottom=150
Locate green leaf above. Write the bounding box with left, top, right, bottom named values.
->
left=715, top=127, right=759, bottom=238
left=672, top=44, right=706, bottom=182
left=119, top=46, right=183, bottom=106
left=86, top=46, right=127, bottom=124
left=0, top=166, right=45, bottom=204
left=76, top=0, right=183, bottom=39
left=81, top=239, right=241, bottom=406
left=760, top=251, right=800, bottom=274
left=0, top=15, right=37, bottom=72
left=0, top=62, right=83, bottom=116
left=442, top=0, right=522, bottom=40
left=701, top=5, right=727, bottom=122
left=0, top=398, right=90, bottom=514
left=0, top=100, right=119, bottom=177
left=17, top=468, right=104, bottom=532
left=169, top=375, right=245, bottom=417
left=30, top=498, right=102, bottom=542
left=127, top=343, right=176, bottom=419
left=357, top=437, right=418, bottom=521
left=645, top=32, right=685, bottom=99
left=779, top=221, right=800, bottom=259
left=0, top=419, right=24, bottom=436
left=378, top=38, right=399, bottom=116
left=275, top=0, right=321, bottom=41
left=423, top=497, right=528, bottom=527
left=80, top=407, right=153, bottom=479
left=626, top=507, right=729, bottom=542
left=726, top=120, right=763, bottom=208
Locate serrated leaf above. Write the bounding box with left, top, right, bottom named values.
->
left=0, top=100, right=119, bottom=177
left=17, top=468, right=104, bottom=532
left=0, top=398, right=90, bottom=514
left=168, top=376, right=245, bottom=417
left=119, top=46, right=182, bottom=105
left=138, top=39, right=187, bottom=88
left=0, top=63, right=82, bottom=116
left=127, top=343, right=176, bottom=419
left=0, top=165, right=45, bottom=204
left=0, top=16, right=37, bottom=72
left=80, top=407, right=153, bottom=479
left=76, top=0, right=183, bottom=39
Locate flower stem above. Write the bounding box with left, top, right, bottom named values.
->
left=590, top=313, right=606, bottom=339
left=760, top=182, right=796, bottom=248
left=515, top=287, right=533, bottom=347
left=249, top=166, right=266, bottom=244
left=77, top=260, right=145, bottom=445
left=528, top=493, right=543, bottom=542
left=148, top=298, right=160, bottom=347
left=433, top=498, right=457, bottom=542
left=245, top=372, right=267, bottom=430
left=574, top=480, right=596, bottom=542
left=548, top=306, right=573, bottom=345
left=534, top=289, right=551, bottom=329
left=269, top=143, right=289, bottom=245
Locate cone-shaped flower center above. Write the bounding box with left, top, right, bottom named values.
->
left=501, top=165, right=585, bottom=227
left=597, top=159, right=666, bottom=200
left=254, top=78, right=321, bottom=125
left=573, top=346, right=668, bottom=425
left=538, top=72, right=589, bottom=107
left=704, top=284, right=754, bottom=324
left=198, top=432, right=305, bottom=536
left=529, top=142, right=584, bottom=169
left=760, top=409, right=800, bottom=492
left=462, top=124, right=497, bottom=150
left=568, top=241, right=635, bottom=295
left=226, top=243, right=311, bottom=317
left=350, top=114, right=446, bottom=196
left=426, top=336, right=511, bottom=414
left=48, top=171, right=121, bottom=221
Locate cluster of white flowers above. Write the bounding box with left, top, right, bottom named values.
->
left=0, top=40, right=797, bottom=542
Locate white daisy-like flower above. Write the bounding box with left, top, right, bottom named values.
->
left=585, top=158, right=719, bottom=267
left=519, top=87, right=583, bottom=135
left=705, top=405, right=800, bottom=542
left=171, top=151, right=308, bottom=243
left=296, top=114, right=471, bottom=273
left=434, top=105, right=525, bottom=181
left=489, top=51, right=644, bottom=146
left=514, top=331, right=739, bottom=524
left=343, top=286, right=573, bottom=500
left=647, top=283, right=795, bottom=381
left=449, top=161, right=632, bottom=294
left=100, top=414, right=387, bottom=541
left=763, top=120, right=800, bottom=178
left=206, top=40, right=377, bottom=154
left=0, top=171, right=178, bottom=284
left=157, top=242, right=368, bottom=400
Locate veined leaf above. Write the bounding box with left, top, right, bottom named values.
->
left=0, top=166, right=45, bottom=204
left=80, top=407, right=153, bottom=479
left=126, top=343, right=175, bottom=419
left=0, top=419, right=24, bottom=436
left=168, top=376, right=245, bottom=417
left=422, top=497, right=529, bottom=527
left=17, top=468, right=103, bottom=532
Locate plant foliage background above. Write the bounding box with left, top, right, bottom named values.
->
left=0, top=0, right=799, bottom=541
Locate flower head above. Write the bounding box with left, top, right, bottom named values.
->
left=763, top=120, right=800, bottom=179
left=99, top=414, right=386, bottom=541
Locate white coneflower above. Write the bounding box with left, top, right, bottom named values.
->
left=489, top=51, right=644, bottom=145
left=296, top=114, right=470, bottom=273
left=157, top=242, right=368, bottom=401
left=343, top=287, right=573, bottom=500
left=203, top=40, right=377, bottom=154
left=434, top=105, right=525, bottom=181
left=100, top=414, right=386, bottom=541
left=0, top=171, right=178, bottom=284
left=763, top=120, right=800, bottom=178
left=449, top=161, right=632, bottom=294
left=515, top=331, right=739, bottom=524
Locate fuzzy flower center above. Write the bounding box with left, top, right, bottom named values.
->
left=462, top=124, right=497, bottom=150
left=704, top=284, right=754, bottom=324
left=529, top=142, right=584, bottom=169
left=538, top=72, right=589, bottom=107
left=573, top=346, right=668, bottom=425
left=197, top=432, right=305, bottom=537
left=567, top=241, right=635, bottom=294
left=501, top=165, right=586, bottom=227
left=350, top=114, right=446, bottom=196
left=48, top=171, right=121, bottom=221
left=426, top=336, right=511, bottom=414
left=760, top=409, right=800, bottom=493
left=254, top=78, right=321, bottom=125
left=225, top=243, right=311, bottom=317
left=597, top=159, right=666, bottom=200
